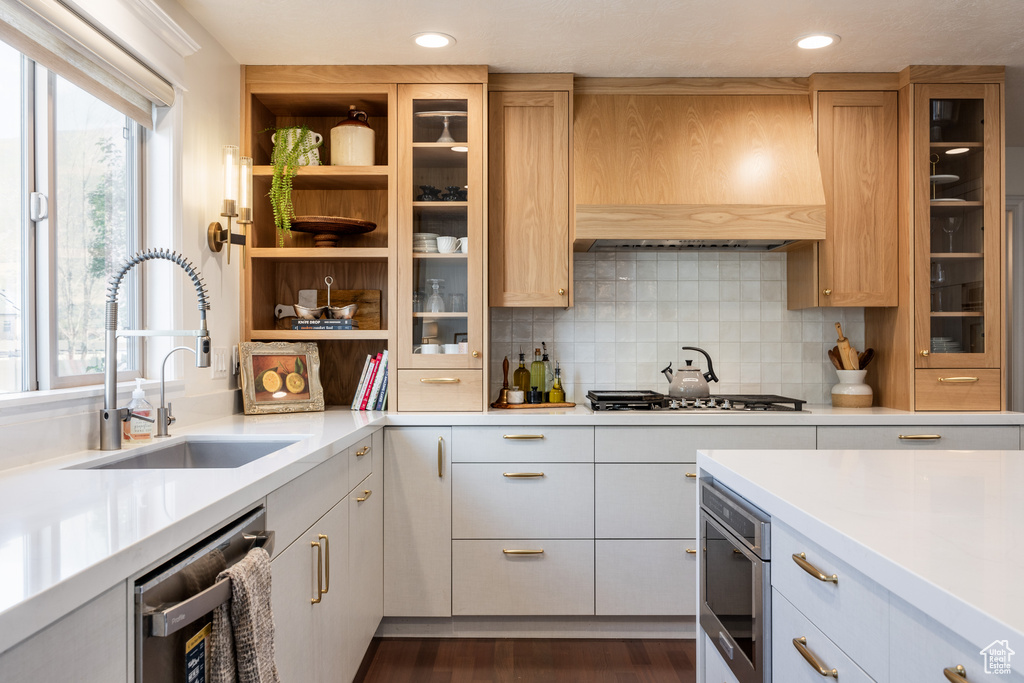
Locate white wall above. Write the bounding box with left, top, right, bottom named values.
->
left=1008, top=146, right=1024, bottom=195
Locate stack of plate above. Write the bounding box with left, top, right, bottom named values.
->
left=931, top=336, right=963, bottom=353
left=413, top=232, right=439, bottom=253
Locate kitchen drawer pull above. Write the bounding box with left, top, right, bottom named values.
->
left=503, top=548, right=544, bottom=555
left=793, top=637, right=838, bottom=678
left=943, top=665, right=972, bottom=682
left=686, top=548, right=697, bottom=554
left=685, top=472, right=697, bottom=478
left=503, top=472, right=545, bottom=478
left=793, top=552, right=838, bottom=584
left=503, top=434, right=545, bottom=440
left=318, top=534, right=330, bottom=594
left=420, top=377, right=460, bottom=384
left=438, top=436, right=443, bottom=478
left=355, top=445, right=370, bottom=456
left=356, top=489, right=372, bottom=502
left=938, top=376, right=980, bottom=383
left=898, top=434, right=942, bottom=440
left=311, top=540, right=323, bottom=604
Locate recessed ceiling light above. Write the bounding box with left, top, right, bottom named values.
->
left=450, top=145, right=469, bottom=153
left=796, top=34, right=840, bottom=49
left=946, top=147, right=970, bottom=155
left=413, top=32, right=455, bottom=48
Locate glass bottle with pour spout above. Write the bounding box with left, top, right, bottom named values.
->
left=541, top=342, right=554, bottom=401
left=549, top=362, right=565, bottom=403
left=530, top=347, right=545, bottom=402
left=513, top=348, right=531, bottom=394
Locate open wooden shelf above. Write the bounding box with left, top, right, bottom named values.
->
left=249, top=247, right=389, bottom=262
left=253, top=165, right=389, bottom=190
left=250, top=329, right=391, bottom=341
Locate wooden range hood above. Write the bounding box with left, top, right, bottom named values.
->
left=573, top=88, right=826, bottom=250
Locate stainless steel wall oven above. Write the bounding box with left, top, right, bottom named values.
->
left=699, top=477, right=771, bottom=683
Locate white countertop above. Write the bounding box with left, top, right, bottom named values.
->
left=698, top=447, right=1024, bottom=648
left=0, top=409, right=384, bottom=655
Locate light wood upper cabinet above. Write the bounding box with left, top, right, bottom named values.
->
left=488, top=89, right=572, bottom=307
left=787, top=90, right=898, bottom=309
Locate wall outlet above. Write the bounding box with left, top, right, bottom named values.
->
left=211, top=347, right=229, bottom=379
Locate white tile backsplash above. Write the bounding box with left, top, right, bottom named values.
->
left=490, top=251, right=865, bottom=405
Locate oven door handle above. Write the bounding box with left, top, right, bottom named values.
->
left=145, top=530, right=275, bottom=637
left=717, top=631, right=735, bottom=660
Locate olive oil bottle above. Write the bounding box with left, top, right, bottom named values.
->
left=530, top=348, right=545, bottom=400
left=513, top=348, right=531, bottom=393
left=549, top=362, right=565, bottom=403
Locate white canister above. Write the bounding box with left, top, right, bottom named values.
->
left=331, top=106, right=375, bottom=166
left=831, top=369, right=873, bottom=408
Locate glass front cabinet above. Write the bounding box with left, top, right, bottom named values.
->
left=394, top=83, right=485, bottom=410
left=914, top=82, right=1003, bottom=409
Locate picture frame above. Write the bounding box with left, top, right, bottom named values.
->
left=454, top=332, right=468, bottom=344
left=239, top=341, right=325, bottom=415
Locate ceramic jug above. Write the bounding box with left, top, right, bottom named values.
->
left=330, top=106, right=375, bottom=166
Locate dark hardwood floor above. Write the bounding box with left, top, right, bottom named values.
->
left=355, top=638, right=696, bottom=683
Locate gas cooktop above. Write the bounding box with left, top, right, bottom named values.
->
left=587, top=390, right=805, bottom=412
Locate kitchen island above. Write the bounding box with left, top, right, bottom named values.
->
left=698, top=447, right=1024, bottom=682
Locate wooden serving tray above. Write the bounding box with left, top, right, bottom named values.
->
left=490, top=402, right=576, bottom=409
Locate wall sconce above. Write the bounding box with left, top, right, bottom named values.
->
left=207, top=145, right=251, bottom=264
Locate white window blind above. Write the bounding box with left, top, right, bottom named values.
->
left=0, top=0, right=174, bottom=127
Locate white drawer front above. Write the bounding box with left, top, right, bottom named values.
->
left=595, top=464, right=697, bottom=538
left=890, top=595, right=1024, bottom=683
left=267, top=446, right=347, bottom=556
left=817, top=425, right=1020, bottom=451
left=452, top=463, right=593, bottom=539
left=772, top=522, right=889, bottom=679
left=452, top=539, right=595, bottom=615
left=452, top=426, right=594, bottom=463
left=596, top=540, right=696, bottom=616
left=595, top=426, right=815, bottom=463
left=772, top=589, right=875, bottom=683
left=347, top=433, right=374, bottom=491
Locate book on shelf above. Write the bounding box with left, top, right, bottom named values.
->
left=359, top=353, right=383, bottom=410
left=375, top=364, right=389, bottom=410
left=366, top=350, right=388, bottom=410
left=291, top=319, right=359, bottom=330
left=350, top=355, right=373, bottom=410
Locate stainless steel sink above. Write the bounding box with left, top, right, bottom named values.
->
left=77, top=437, right=301, bottom=470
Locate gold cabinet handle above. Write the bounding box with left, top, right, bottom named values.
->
left=685, top=472, right=697, bottom=478
left=311, top=540, right=323, bottom=604
left=355, top=445, right=370, bottom=456
left=898, top=434, right=941, bottom=440
left=793, top=637, right=838, bottom=678
left=472, top=350, right=480, bottom=358
left=686, top=548, right=697, bottom=554
left=822, top=288, right=832, bottom=296
left=318, top=534, right=330, bottom=593
left=420, top=377, right=460, bottom=384
left=503, top=549, right=544, bottom=555
left=944, top=665, right=972, bottom=682
left=438, top=436, right=443, bottom=478
left=920, top=349, right=930, bottom=357
left=558, top=288, right=566, bottom=296
left=792, top=552, right=838, bottom=584
left=938, top=376, right=979, bottom=383
left=503, top=472, right=545, bottom=478
left=503, top=434, right=544, bottom=440
left=356, top=489, right=372, bottom=502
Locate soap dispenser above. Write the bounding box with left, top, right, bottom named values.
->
left=122, top=378, right=155, bottom=445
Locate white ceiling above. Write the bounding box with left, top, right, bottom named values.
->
left=178, top=0, right=1024, bottom=145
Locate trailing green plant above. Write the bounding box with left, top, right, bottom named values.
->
left=267, top=125, right=323, bottom=246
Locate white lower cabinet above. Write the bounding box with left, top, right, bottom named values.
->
left=0, top=583, right=128, bottom=682
left=889, top=595, right=1024, bottom=683
left=452, top=539, right=595, bottom=615
left=384, top=427, right=452, bottom=617
left=269, top=433, right=383, bottom=683
left=702, top=632, right=740, bottom=683
left=595, top=463, right=696, bottom=538
left=595, top=540, right=695, bottom=615
left=772, top=588, right=873, bottom=683
left=817, top=425, right=1020, bottom=450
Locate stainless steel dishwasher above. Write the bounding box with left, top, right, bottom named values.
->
left=134, top=507, right=274, bottom=683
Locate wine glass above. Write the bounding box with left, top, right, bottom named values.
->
left=931, top=262, right=947, bottom=311
left=940, top=215, right=962, bottom=253
left=426, top=279, right=445, bottom=313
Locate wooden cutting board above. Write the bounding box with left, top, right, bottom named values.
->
left=275, top=289, right=381, bottom=330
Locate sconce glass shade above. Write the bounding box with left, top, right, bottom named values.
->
left=222, top=144, right=239, bottom=215
left=238, top=156, right=253, bottom=223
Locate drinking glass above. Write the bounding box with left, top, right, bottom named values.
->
left=940, top=215, right=962, bottom=253
left=426, top=279, right=445, bottom=313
